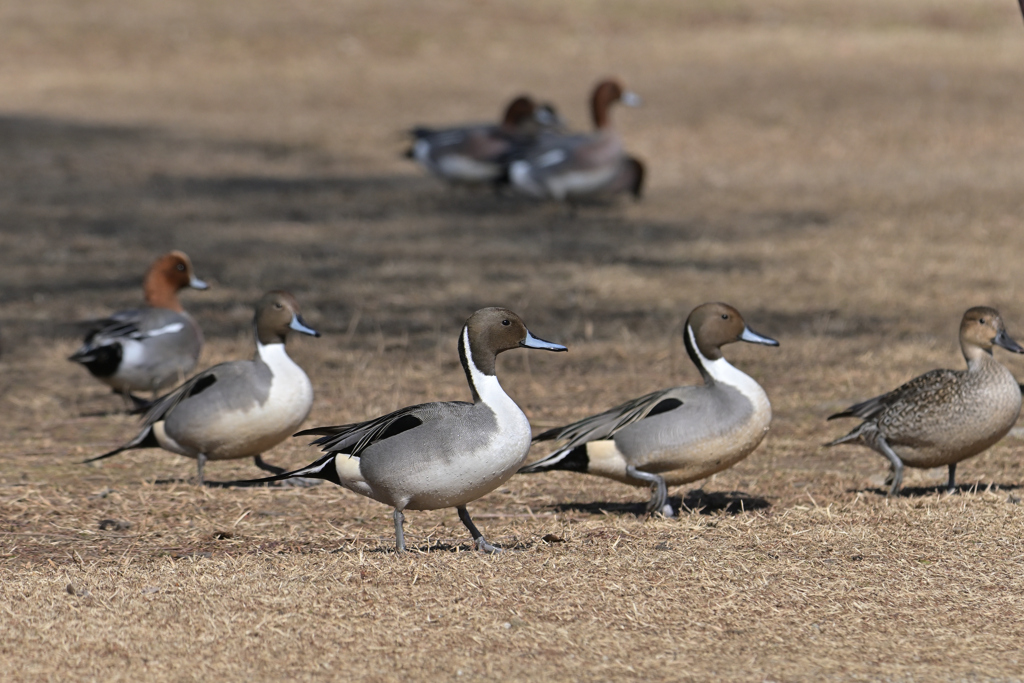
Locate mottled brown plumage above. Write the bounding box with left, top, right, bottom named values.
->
left=826, top=307, right=1024, bottom=495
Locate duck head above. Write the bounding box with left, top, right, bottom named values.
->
left=144, top=250, right=208, bottom=311
left=459, top=307, right=566, bottom=386
left=960, top=306, right=1024, bottom=361
left=254, top=291, right=320, bottom=346
left=590, top=78, right=641, bottom=129
left=684, top=303, right=778, bottom=380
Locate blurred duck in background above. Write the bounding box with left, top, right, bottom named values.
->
left=69, top=250, right=207, bottom=409
left=509, top=78, right=644, bottom=203
left=407, top=95, right=564, bottom=186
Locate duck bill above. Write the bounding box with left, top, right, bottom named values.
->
left=521, top=330, right=567, bottom=352
left=290, top=314, right=321, bottom=338
left=189, top=276, right=209, bottom=290
left=621, top=91, right=642, bottom=107
left=994, top=329, right=1024, bottom=353
left=740, top=326, right=779, bottom=347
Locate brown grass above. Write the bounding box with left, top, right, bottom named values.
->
left=3, top=0, right=1024, bottom=680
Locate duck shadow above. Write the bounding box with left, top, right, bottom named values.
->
left=848, top=482, right=1024, bottom=498
left=334, top=539, right=537, bottom=555
left=552, top=489, right=771, bottom=517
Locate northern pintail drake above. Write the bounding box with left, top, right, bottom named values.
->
left=509, top=78, right=642, bottom=202
left=826, top=307, right=1023, bottom=495
left=407, top=96, right=560, bottom=185
left=84, top=292, right=320, bottom=484
left=520, top=303, right=777, bottom=517
left=235, top=308, right=567, bottom=553
left=69, top=250, right=208, bottom=405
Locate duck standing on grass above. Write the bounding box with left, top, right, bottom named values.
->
left=231, top=308, right=567, bottom=554
left=69, top=250, right=208, bottom=408
left=520, top=303, right=777, bottom=517
left=84, top=291, right=320, bottom=485
left=826, top=306, right=1023, bottom=495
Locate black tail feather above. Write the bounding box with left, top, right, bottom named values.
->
left=519, top=445, right=589, bottom=474
left=82, top=426, right=159, bottom=464
left=220, top=453, right=341, bottom=487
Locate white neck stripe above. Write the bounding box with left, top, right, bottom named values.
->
left=687, top=325, right=764, bottom=401
left=462, top=326, right=508, bottom=408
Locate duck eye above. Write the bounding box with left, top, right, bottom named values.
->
left=274, top=303, right=283, bottom=310
left=501, top=319, right=511, bottom=326
left=721, top=314, right=729, bottom=320
left=176, top=263, right=185, bottom=271
left=979, top=318, right=986, bottom=324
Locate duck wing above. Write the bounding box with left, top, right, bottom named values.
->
left=533, top=388, right=687, bottom=449
left=296, top=401, right=473, bottom=458
left=828, top=368, right=962, bottom=421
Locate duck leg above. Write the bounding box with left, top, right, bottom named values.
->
left=457, top=506, right=501, bottom=554
left=253, top=455, right=286, bottom=475
left=627, top=465, right=673, bottom=517
left=868, top=435, right=904, bottom=496
left=393, top=509, right=406, bottom=553
left=195, top=453, right=208, bottom=485
left=947, top=463, right=957, bottom=494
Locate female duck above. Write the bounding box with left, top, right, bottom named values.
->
left=826, top=306, right=1023, bottom=495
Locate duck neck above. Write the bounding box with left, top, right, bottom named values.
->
left=256, top=339, right=296, bottom=373
left=459, top=325, right=508, bottom=407
left=144, top=274, right=183, bottom=312
left=592, top=93, right=613, bottom=130
left=685, top=324, right=761, bottom=395
left=964, top=345, right=996, bottom=372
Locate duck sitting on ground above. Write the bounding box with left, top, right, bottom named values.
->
left=509, top=78, right=643, bottom=202
left=407, top=96, right=562, bottom=186
left=229, top=307, right=567, bottom=554
left=69, top=250, right=208, bottom=408
left=826, top=306, right=1024, bottom=495
left=520, top=303, right=777, bottom=517
left=84, top=291, right=320, bottom=485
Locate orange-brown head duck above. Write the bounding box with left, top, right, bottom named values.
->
left=69, top=251, right=208, bottom=406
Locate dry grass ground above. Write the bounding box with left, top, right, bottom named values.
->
left=3, top=0, right=1024, bottom=680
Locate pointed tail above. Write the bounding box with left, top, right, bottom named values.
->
left=518, top=445, right=589, bottom=474
left=82, top=426, right=159, bottom=464
left=221, top=453, right=342, bottom=487
left=823, top=428, right=862, bottom=449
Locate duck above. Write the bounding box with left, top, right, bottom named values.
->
left=519, top=303, right=777, bottom=517
left=826, top=306, right=1024, bottom=495
left=69, top=250, right=208, bottom=406
left=508, top=78, right=642, bottom=202
left=233, top=307, right=567, bottom=553
left=407, top=96, right=561, bottom=185
left=84, top=291, right=320, bottom=484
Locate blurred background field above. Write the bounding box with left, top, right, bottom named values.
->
left=3, top=1, right=1024, bottom=680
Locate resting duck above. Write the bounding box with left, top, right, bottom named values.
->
left=509, top=78, right=643, bottom=202
left=69, top=251, right=207, bottom=406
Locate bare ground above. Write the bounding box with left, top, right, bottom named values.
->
left=3, top=1, right=1024, bottom=680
